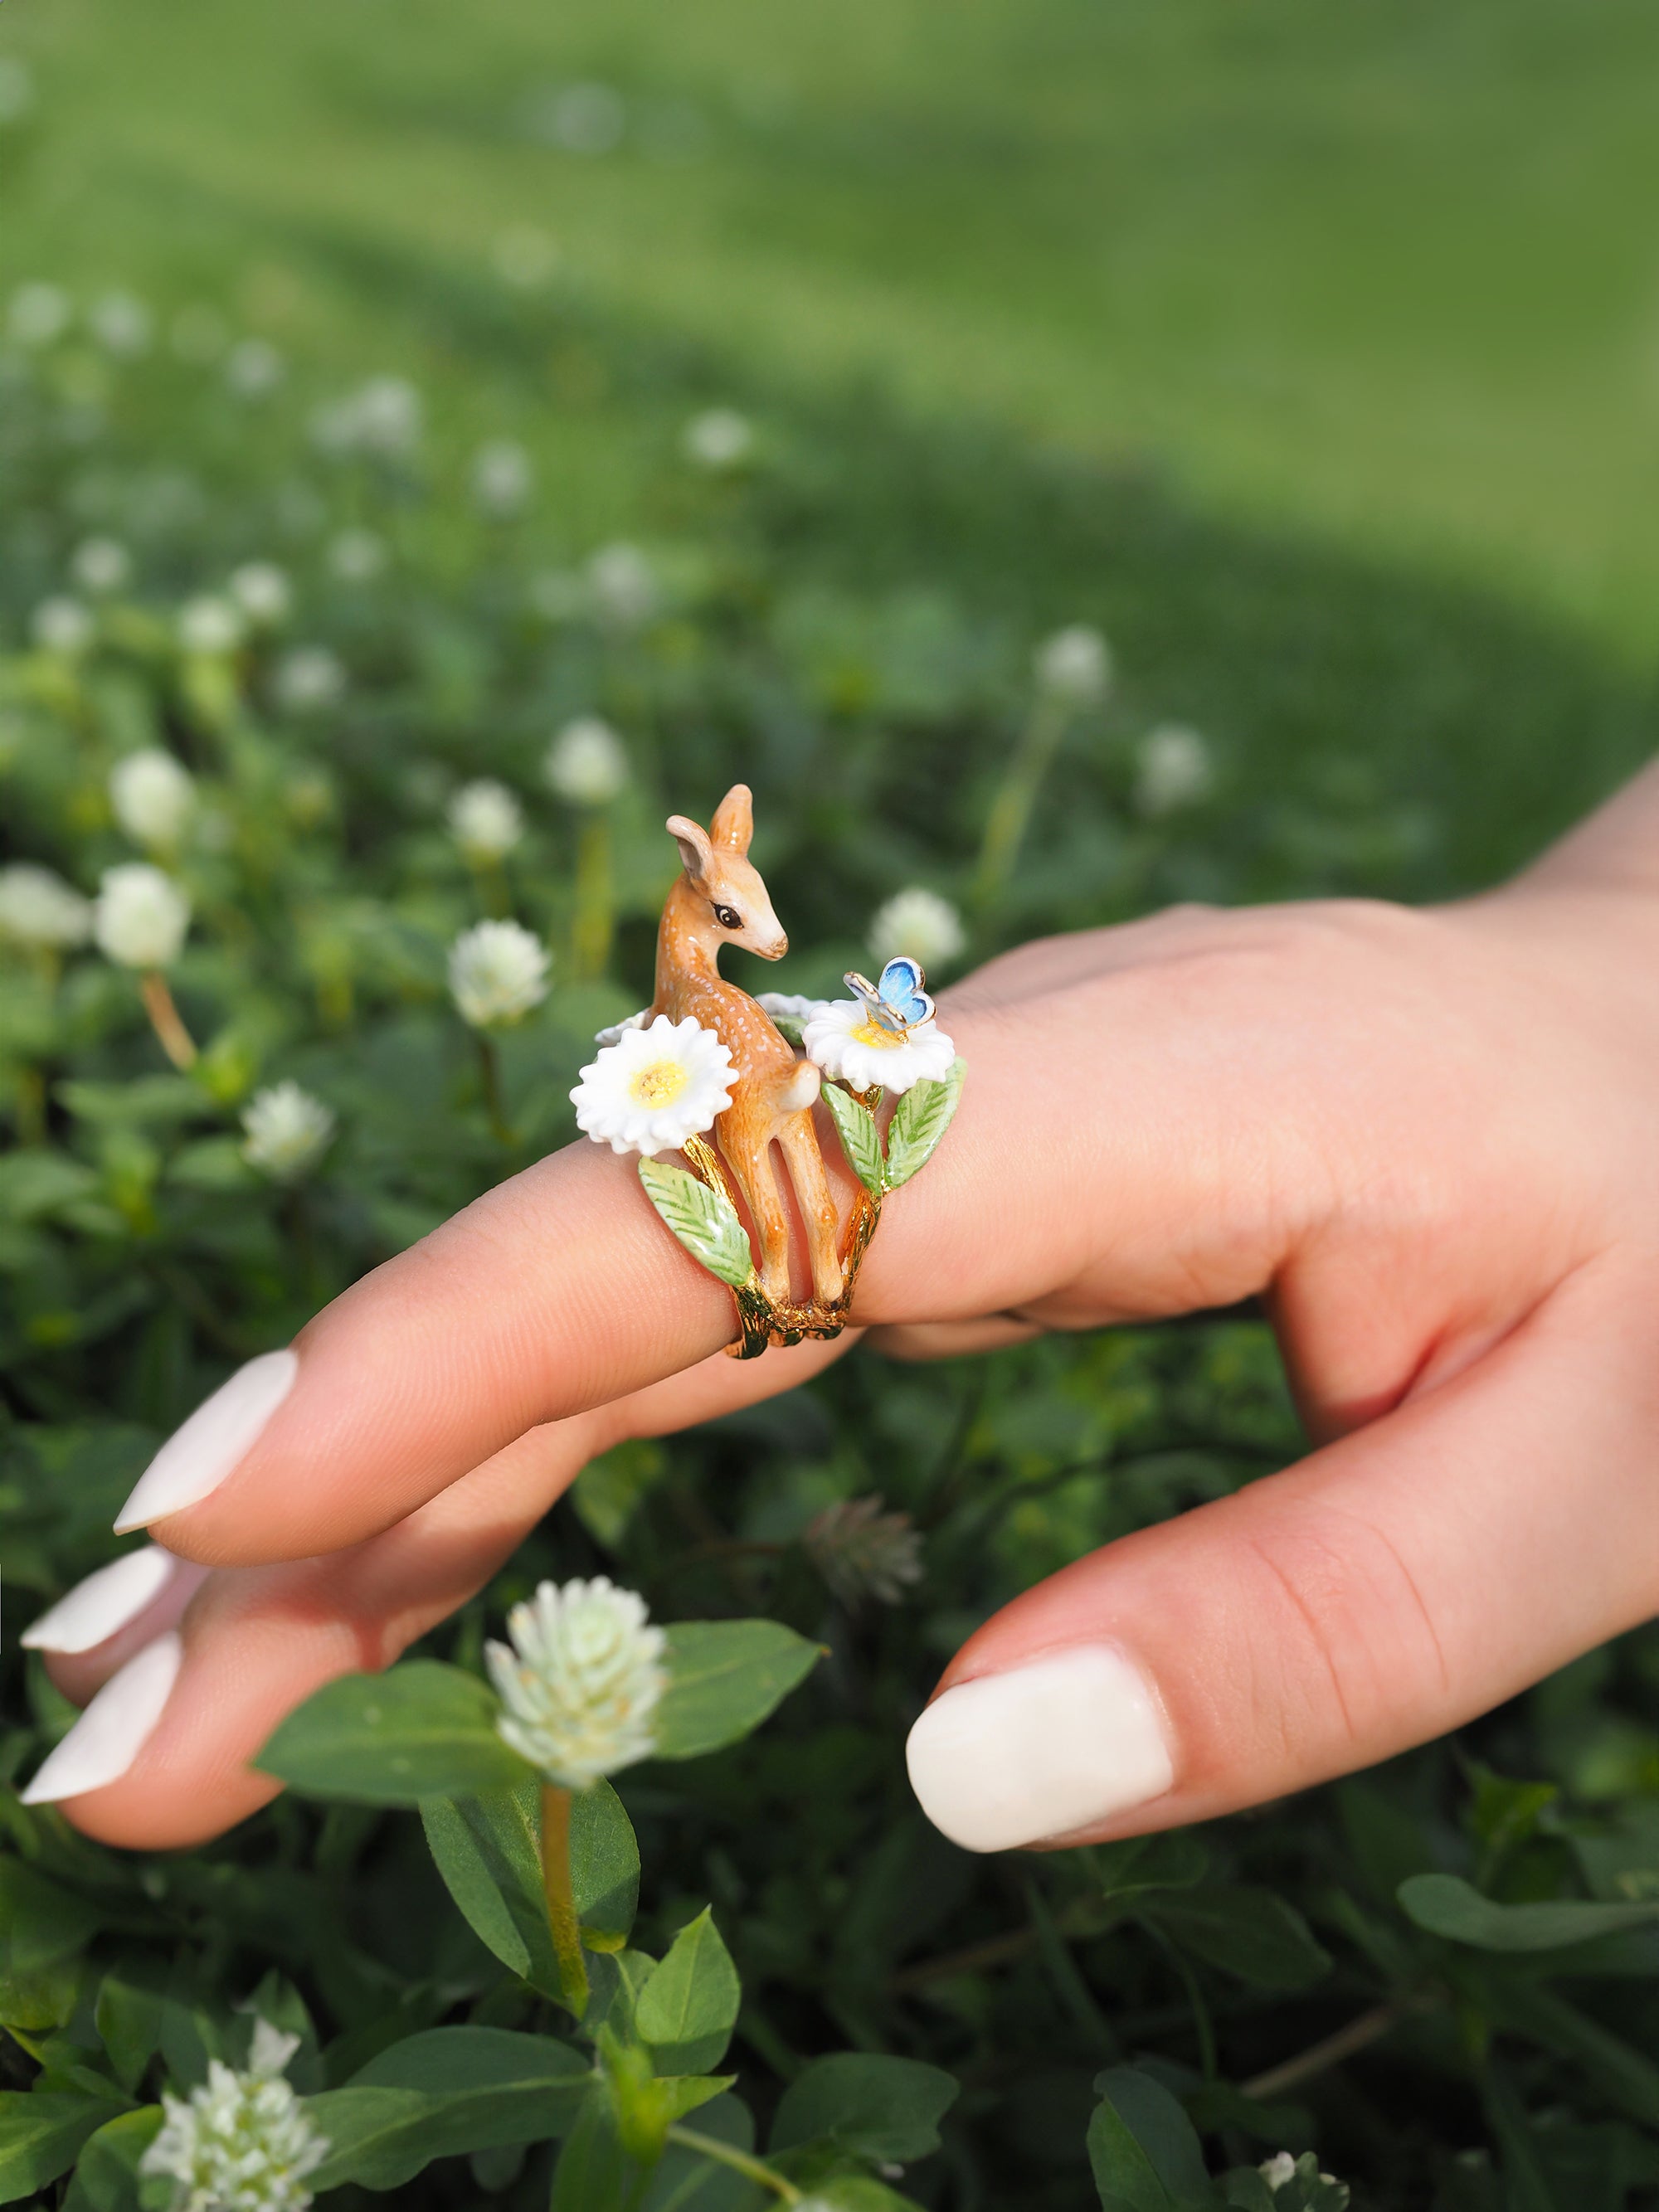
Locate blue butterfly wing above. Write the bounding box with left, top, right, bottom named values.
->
left=876, top=956, right=932, bottom=1024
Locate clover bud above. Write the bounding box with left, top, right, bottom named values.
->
left=486, top=1577, right=668, bottom=1791
left=94, top=863, right=190, bottom=970
left=1034, top=623, right=1111, bottom=706
left=140, top=2018, right=328, bottom=2212
left=868, top=886, right=965, bottom=971
left=242, top=1082, right=337, bottom=1184
left=447, top=779, right=525, bottom=862
left=545, top=716, right=629, bottom=806
left=109, top=748, right=197, bottom=854
left=0, top=864, right=92, bottom=949
left=447, top=919, right=550, bottom=1030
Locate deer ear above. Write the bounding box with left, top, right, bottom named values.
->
left=710, top=783, right=754, bottom=853
left=666, top=814, right=714, bottom=885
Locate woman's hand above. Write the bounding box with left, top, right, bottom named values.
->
left=31, top=764, right=1659, bottom=1854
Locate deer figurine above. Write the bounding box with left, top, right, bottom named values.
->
left=653, top=785, right=844, bottom=1310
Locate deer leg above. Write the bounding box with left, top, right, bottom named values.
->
left=719, top=1125, right=794, bottom=1305
left=776, top=1111, right=845, bottom=1307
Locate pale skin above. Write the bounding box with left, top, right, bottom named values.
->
left=39, top=760, right=1659, bottom=1852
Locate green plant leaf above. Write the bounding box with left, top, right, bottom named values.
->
left=771, top=2053, right=959, bottom=2164
left=59, top=2106, right=163, bottom=2212
left=255, top=1660, right=533, bottom=1804
left=1398, top=1874, right=1659, bottom=1952
left=1087, top=2067, right=1211, bottom=2211
left=1144, top=1886, right=1331, bottom=1990
left=881, top=1058, right=966, bottom=1189
left=654, top=1621, right=823, bottom=1760
left=0, top=1861, right=105, bottom=1977
left=1090, top=1834, right=1210, bottom=1902
left=0, top=2093, right=117, bottom=2204
left=820, top=1082, right=885, bottom=1194
left=637, top=1159, right=755, bottom=1289
left=573, top=1440, right=669, bottom=1551
left=641, top=2093, right=759, bottom=2211
left=94, top=1973, right=166, bottom=2099
left=636, top=1910, right=741, bottom=2075
left=549, top=2086, right=633, bottom=2212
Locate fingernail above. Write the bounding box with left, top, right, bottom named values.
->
left=905, top=1645, right=1175, bottom=1853
left=113, top=1349, right=298, bottom=1534
left=21, top=1546, right=187, bottom=1655
left=22, top=1631, right=184, bottom=1804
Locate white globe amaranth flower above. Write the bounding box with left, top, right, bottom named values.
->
left=448, top=779, right=524, bottom=862
left=87, top=289, right=153, bottom=358
left=571, top=1014, right=736, bottom=1156
left=802, top=999, right=957, bottom=1096
left=71, top=536, right=132, bottom=596
left=242, top=1082, right=337, bottom=1183
left=274, top=646, right=345, bottom=714
left=471, top=439, right=533, bottom=517
left=178, top=596, right=245, bottom=657
left=586, top=541, right=657, bottom=629
left=491, top=223, right=561, bottom=289
left=95, top=863, right=191, bottom=970
left=486, top=1576, right=668, bottom=1791
left=683, top=407, right=753, bottom=469
left=868, top=887, right=965, bottom=971
left=140, top=2017, right=328, bottom=2212
left=448, top=919, right=551, bottom=1030
left=110, top=748, right=197, bottom=853
left=0, top=863, right=92, bottom=948
left=1135, top=722, right=1214, bottom=818
left=7, top=281, right=71, bottom=348
left=545, top=716, right=629, bottom=805
left=230, top=562, right=292, bottom=627
left=226, top=337, right=285, bottom=399
left=328, top=527, right=386, bottom=583
left=1034, top=623, right=1112, bottom=707
left=31, top=596, right=94, bottom=655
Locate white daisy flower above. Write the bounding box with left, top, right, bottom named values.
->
left=683, top=407, right=753, bottom=469
left=1034, top=623, right=1112, bottom=706
left=241, top=1082, right=337, bottom=1183
left=178, top=596, right=244, bottom=657
left=802, top=999, right=956, bottom=1096
left=71, top=536, right=132, bottom=596
left=140, top=2016, right=328, bottom=2212
left=572, top=1014, right=735, bottom=1156
left=110, top=748, right=197, bottom=853
left=485, top=1576, right=667, bottom=1791
left=447, top=779, right=524, bottom=861
left=545, top=716, right=628, bottom=805
left=448, top=919, right=550, bottom=1029
left=868, top=887, right=965, bottom=970
left=31, top=596, right=94, bottom=655
left=1135, top=722, right=1214, bottom=818
left=94, top=863, right=190, bottom=970
left=0, top=864, right=92, bottom=948
left=230, top=562, right=292, bottom=627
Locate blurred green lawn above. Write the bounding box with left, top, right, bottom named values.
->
left=5, top=0, right=1659, bottom=659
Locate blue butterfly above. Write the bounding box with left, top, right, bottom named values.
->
left=843, top=955, right=936, bottom=1033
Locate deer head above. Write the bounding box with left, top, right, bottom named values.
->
left=665, top=785, right=788, bottom=961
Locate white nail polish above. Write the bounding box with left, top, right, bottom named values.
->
left=22, top=1631, right=184, bottom=1804
left=21, top=1547, right=183, bottom=1655
left=905, top=1645, right=1175, bottom=1853
left=113, top=1349, right=299, bottom=1534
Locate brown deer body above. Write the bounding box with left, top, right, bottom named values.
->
left=652, top=785, right=844, bottom=1308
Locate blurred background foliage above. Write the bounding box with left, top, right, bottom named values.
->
left=3, top=1, right=1659, bottom=2206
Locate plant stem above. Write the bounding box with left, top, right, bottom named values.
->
left=971, top=692, right=1068, bottom=919
left=572, top=813, right=614, bottom=979
left=539, top=1782, right=589, bottom=2020
left=664, top=2127, right=800, bottom=2204
left=14, top=1067, right=45, bottom=1146
left=474, top=1031, right=513, bottom=1144
left=1240, top=1996, right=1420, bottom=2102
left=140, top=970, right=197, bottom=1070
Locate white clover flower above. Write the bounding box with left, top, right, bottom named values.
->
left=141, top=2017, right=328, bottom=2212
left=485, top=1576, right=667, bottom=1790
left=274, top=646, right=345, bottom=714
left=1034, top=623, right=1112, bottom=706
left=178, top=596, right=244, bottom=657
left=230, top=562, right=292, bottom=627
left=0, top=58, right=36, bottom=126
left=586, top=542, right=656, bottom=629
left=327, top=527, right=386, bottom=583
left=171, top=304, right=228, bottom=364
left=71, top=536, right=132, bottom=596
left=471, top=439, right=533, bottom=516
left=0, top=863, right=92, bottom=948
left=110, top=748, right=197, bottom=853
left=1135, top=722, right=1214, bottom=818
left=684, top=407, right=753, bottom=469
left=31, top=596, right=94, bottom=655
left=95, top=863, right=191, bottom=970
left=802, top=999, right=956, bottom=1096
left=225, top=337, right=285, bottom=398
left=868, top=887, right=965, bottom=971
left=448, top=778, right=524, bottom=861
left=448, top=919, right=550, bottom=1029
left=242, top=1082, right=337, bottom=1183
left=571, top=1014, right=736, bottom=1156
left=1261, top=2155, right=1298, bottom=2191
left=7, top=282, right=71, bottom=348
left=491, top=224, right=561, bottom=289
left=87, top=289, right=153, bottom=358
left=315, top=374, right=421, bottom=460
left=545, top=716, right=628, bottom=805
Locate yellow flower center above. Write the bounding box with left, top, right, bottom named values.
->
left=850, top=1020, right=907, bottom=1049
left=630, top=1057, right=690, bottom=1107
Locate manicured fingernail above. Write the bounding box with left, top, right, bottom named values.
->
left=20, top=1546, right=191, bottom=1655
left=905, top=1645, right=1175, bottom=1853
left=21, top=1631, right=184, bottom=1804
left=113, top=1349, right=298, bottom=1534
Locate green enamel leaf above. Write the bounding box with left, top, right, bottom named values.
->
left=820, top=1082, right=885, bottom=1194
left=637, top=1158, right=755, bottom=1289
left=883, top=1058, right=966, bottom=1189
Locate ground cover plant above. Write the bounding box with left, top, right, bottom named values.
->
left=3, top=245, right=1659, bottom=2212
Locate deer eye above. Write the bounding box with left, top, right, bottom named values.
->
left=712, top=903, right=742, bottom=931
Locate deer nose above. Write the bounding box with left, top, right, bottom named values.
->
left=764, top=932, right=788, bottom=960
